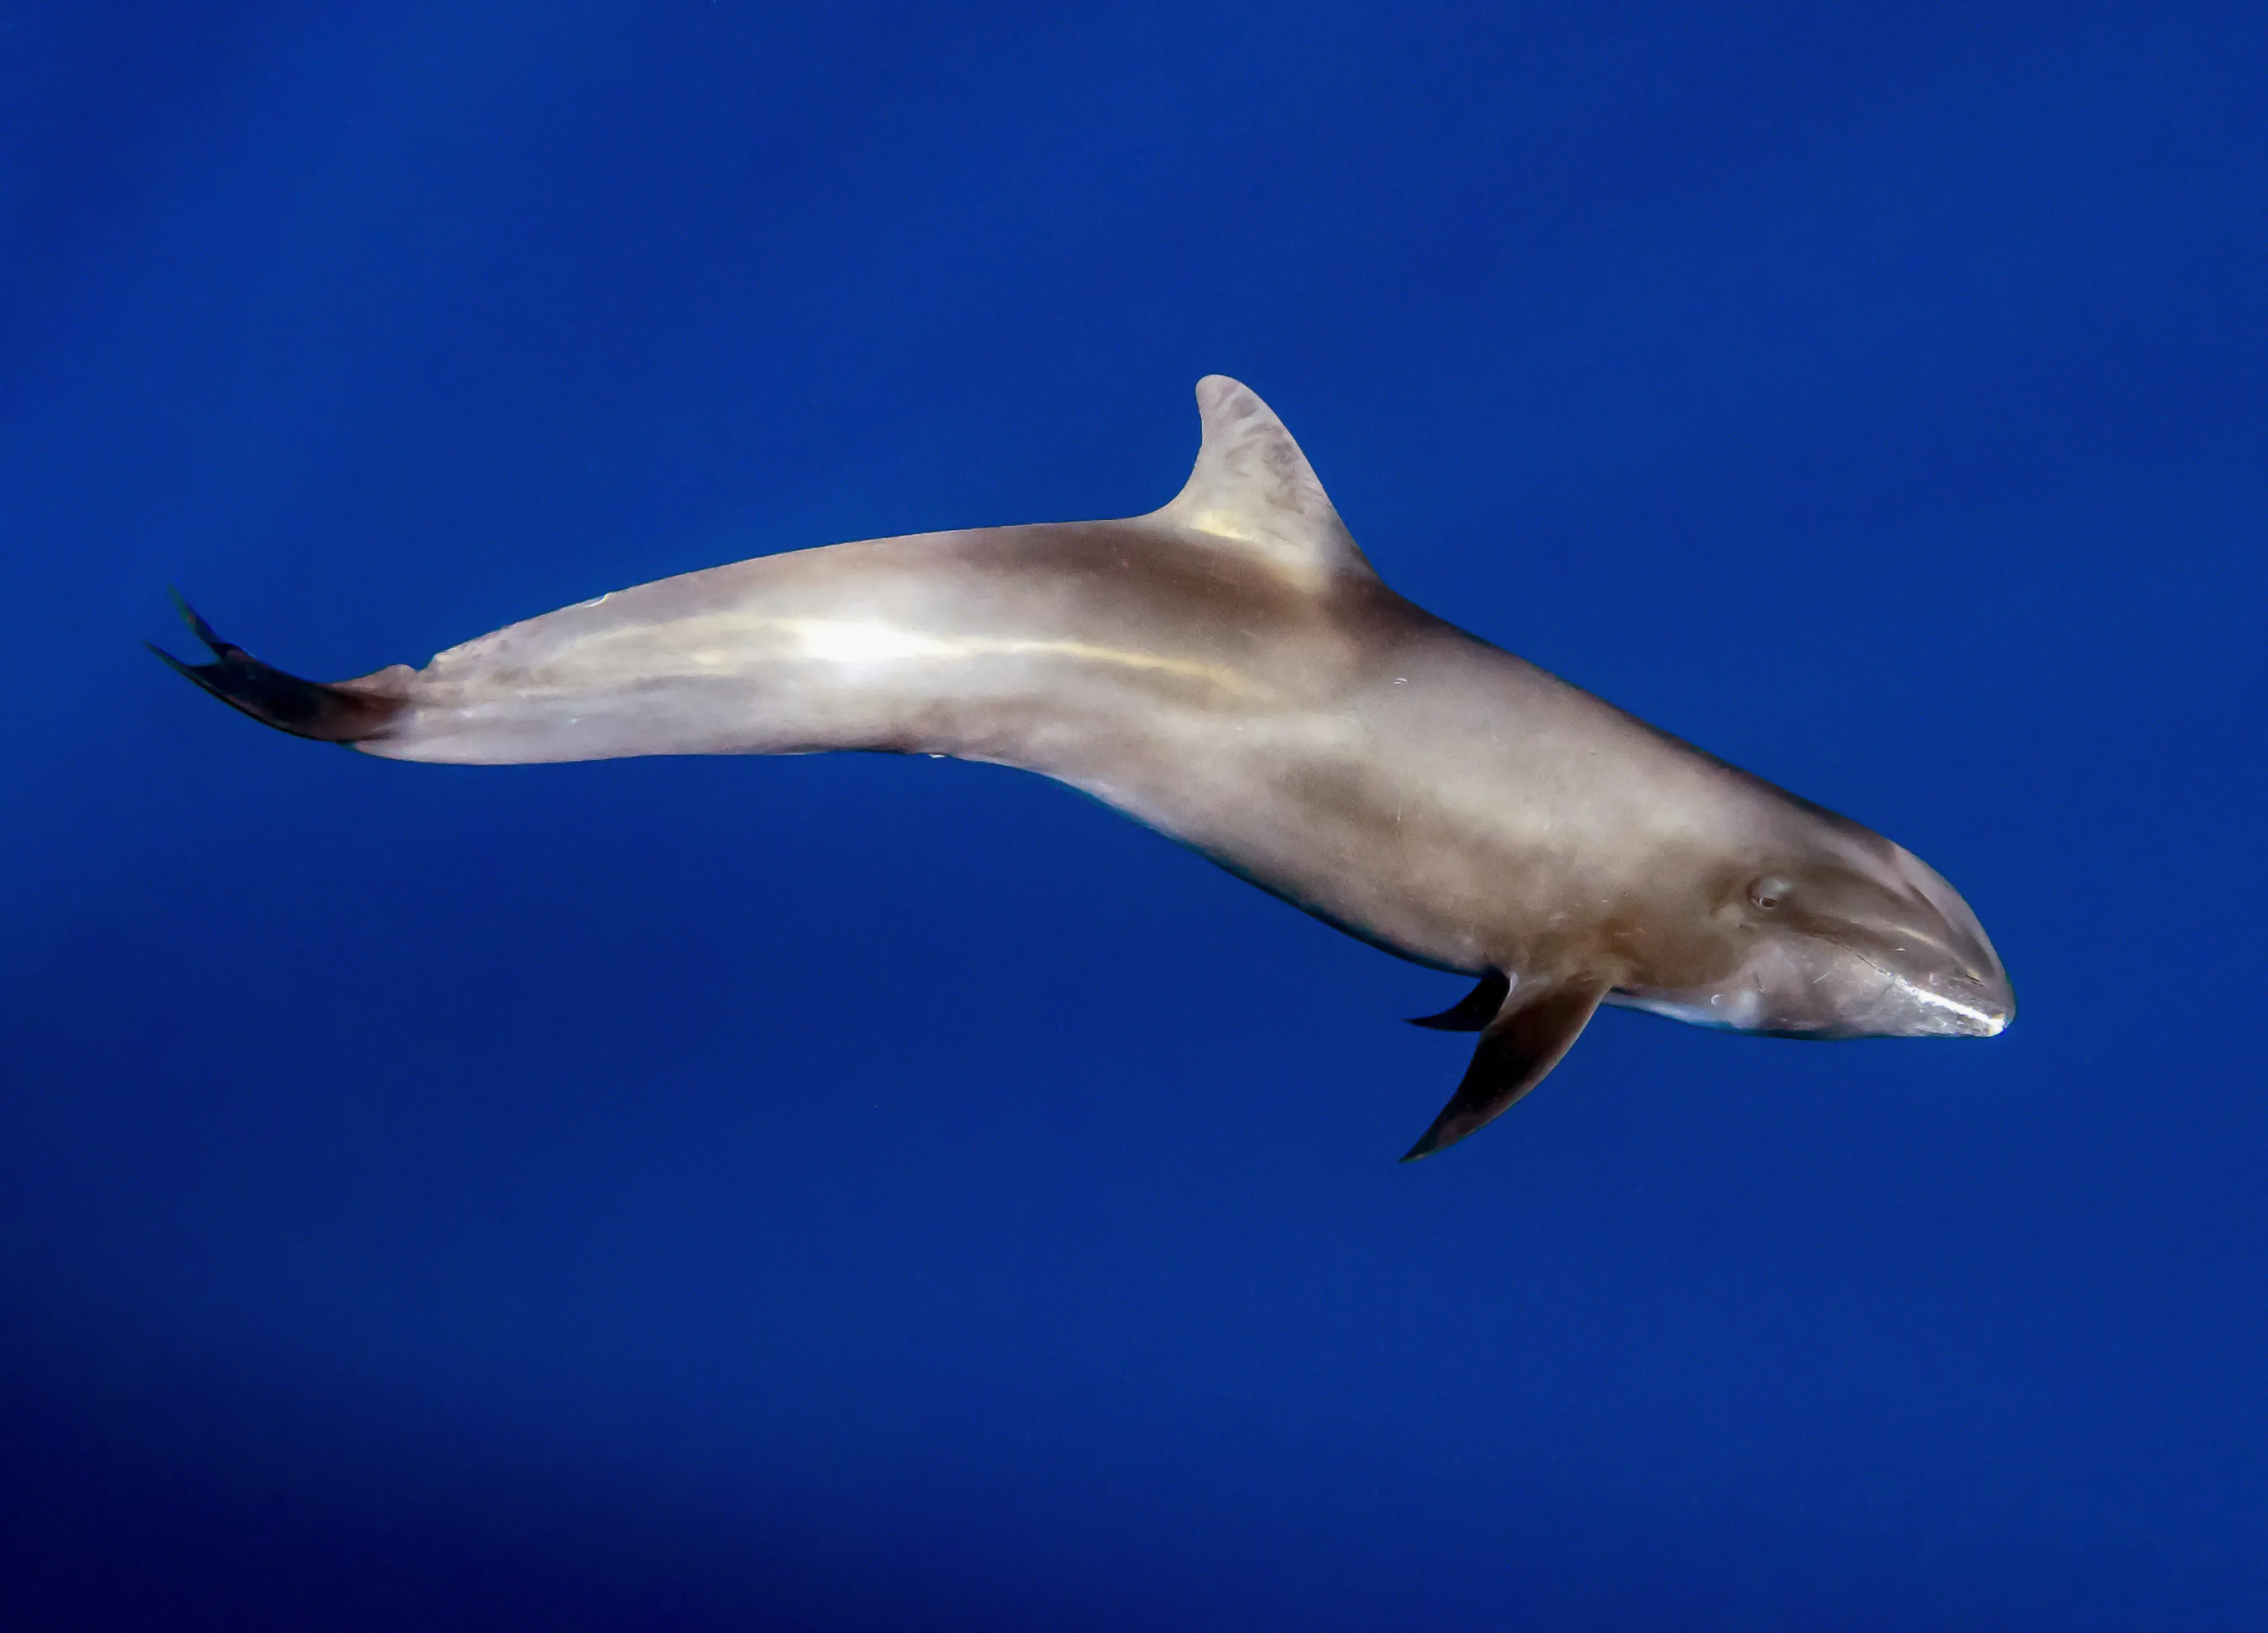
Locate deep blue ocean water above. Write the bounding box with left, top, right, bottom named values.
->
left=4, top=4, right=2264, bottom=1627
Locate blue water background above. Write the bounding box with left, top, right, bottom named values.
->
left=3, top=4, right=2263, bottom=1626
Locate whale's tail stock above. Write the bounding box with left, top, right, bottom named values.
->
left=149, top=592, right=408, bottom=745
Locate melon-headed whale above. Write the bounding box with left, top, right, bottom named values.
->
left=157, top=376, right=2013, bottom=1159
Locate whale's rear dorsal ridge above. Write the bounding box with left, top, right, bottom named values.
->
left=1154, top=375, right=1377, bottom=585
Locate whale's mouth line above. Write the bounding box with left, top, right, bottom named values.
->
left=1816, top=934, right=2006, bottom=1036
left=1905, top=985, right=2008, bottom=1033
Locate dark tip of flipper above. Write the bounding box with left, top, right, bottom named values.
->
left=1403, top=969, right=1511, bottom=1031
left=152, top=593, right=405, bottom=744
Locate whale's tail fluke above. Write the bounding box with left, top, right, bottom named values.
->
left=151, top=592, right=408, bottom=745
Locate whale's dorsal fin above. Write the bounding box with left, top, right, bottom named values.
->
left=1154, top=376, right=1376, bottom=585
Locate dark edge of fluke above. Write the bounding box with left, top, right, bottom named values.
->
left=150, top=590, right=402, bottom=744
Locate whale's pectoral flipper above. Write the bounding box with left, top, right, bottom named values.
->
left=151, top=594, right=406, bottom=744
left=1400, top=978, right=1607, bottom=1161
left=1404, top=969, right=1512, bottom=1031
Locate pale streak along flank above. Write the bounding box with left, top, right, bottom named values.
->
left=433, top=614, right=1256, bottom=695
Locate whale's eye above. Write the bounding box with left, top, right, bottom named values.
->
left=1749, top=876, right=1791, bottom=912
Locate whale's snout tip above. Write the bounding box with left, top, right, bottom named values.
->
left=1973, top=975, right=2014, bottom=1037
left=1920, top=968, right=2013, bottom=1037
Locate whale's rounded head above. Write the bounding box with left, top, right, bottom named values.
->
left=1703, top=831, right=2014, bottom=1040
left=1617, top=813, right=2013, bottom=1041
